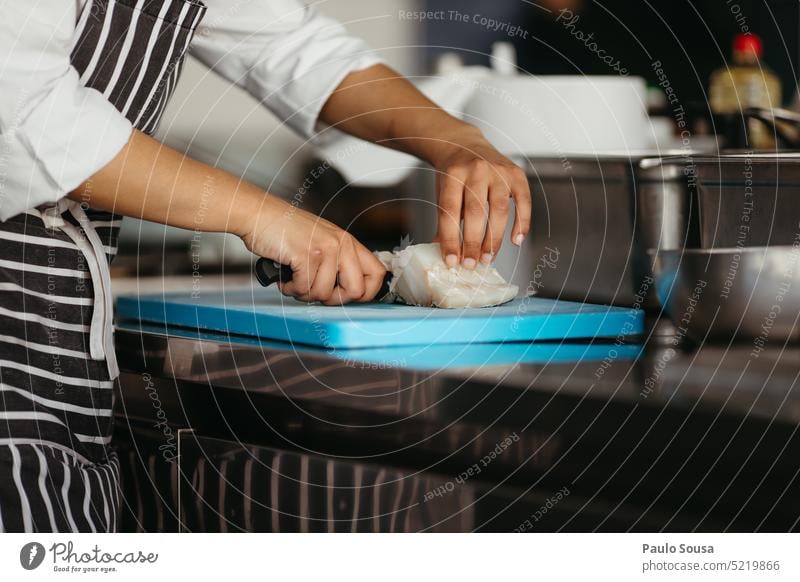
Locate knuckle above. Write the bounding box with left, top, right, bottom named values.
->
left=487, top=238, right=503, bottom=252
left=313, top=236, right=338, bottom=255
left=464, top=203, right=487, bottom=219
left=342, top=285, right=361, bottom=300
left=440, top=236, right=460, bottom=246
left=349, top=287, right=366, bottom=301
left=490, top=195, right=510, bottom=212
left=485, top=221, right=504, bottom=238
left=439, top=186, right=462, bottom=203
left=439, top=207, right=460, bottom=223
left=311, top=288, right=332, bottom=302
left=440, top=199, right=461, bottom=215
left=493, top=165, right=513, bottom=183
left=442, top=171, right=465, bottom=189
left=469, top=159, right=489, bottom=176
left=329, top=289, right=347, bottom=305
left=483, top=232, right=502, bottom=247
left=463, top=182, right=484, bottom=200
left=463, top=242, right=482, bottom=255
left=444, top=163, right=466, bottom=176
left=511, top=166, right=527, bottom=181
left=463, top=232, right=482, bottom=245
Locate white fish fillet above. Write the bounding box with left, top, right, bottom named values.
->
left=375, top=243, right=518, bottom=308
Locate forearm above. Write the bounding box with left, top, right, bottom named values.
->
left=68, top=129, right=386, bottom=303
left=68, top=129, right=266, bottom=238
left=318, top=64, right=483, bottom=166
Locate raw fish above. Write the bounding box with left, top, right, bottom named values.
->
left=375, top=243, right=518, bottom=308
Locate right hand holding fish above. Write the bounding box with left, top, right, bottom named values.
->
left=241, top=196, right=386, bottom=305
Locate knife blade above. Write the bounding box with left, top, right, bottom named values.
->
left=254, top=258, right=394, bottom=302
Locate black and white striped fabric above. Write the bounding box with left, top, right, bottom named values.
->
left=0, top=0, right=205, bottom=532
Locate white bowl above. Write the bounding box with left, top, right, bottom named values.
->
left=463, top=75, right=650, bottom=156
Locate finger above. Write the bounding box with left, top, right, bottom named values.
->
left=324, top=239, right=365, bottom=305
left=461, top=175, right=489, bottom=269
left=510, top=167, right=532, bottom=246
left=286, top=247, right=333, bottom=303
left=355, top=244, right=386, bottom=302
left=436, top=170, right=466, bottom=268
left=307, top=250, right=339, bottom=303
left=279, top=249, right=322, bottom=299
left=482, top=180, right=511, bottom=263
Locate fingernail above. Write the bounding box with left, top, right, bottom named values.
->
left=463, top=257, right=477, bottom=270
left=480, top=253, right=493, bottom=265
left=514, top=233, right=525, bottom=246
left=445, top=254, right=458, bottom=268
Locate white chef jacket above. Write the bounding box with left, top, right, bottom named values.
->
left=0, top=0, right=381, bottom=220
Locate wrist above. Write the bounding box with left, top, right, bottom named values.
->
left=424, top=123, right=487, bottom=167
left=230, top=187, right=277, bottom=241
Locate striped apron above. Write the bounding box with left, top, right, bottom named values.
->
left=0, top=0, right=206, bottom=532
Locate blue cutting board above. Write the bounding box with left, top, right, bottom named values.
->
left=119, top=321, right=643, bottom=370
left=116, top=287, right=643, bottom=349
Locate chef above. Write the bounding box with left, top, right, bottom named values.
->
left=0, top=0, right=530, bottom=532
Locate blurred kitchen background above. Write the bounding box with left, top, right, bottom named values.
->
left=115, top=0, right=800, bottom=285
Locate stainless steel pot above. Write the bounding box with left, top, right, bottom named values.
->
left=651, top=246, right=800, bottom=343
left=687, top=153, right=800, bottom=249
left=521, top=153, right=699, bottom=309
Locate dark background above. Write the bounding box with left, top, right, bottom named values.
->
left=422, top=0, right=800, bottom=108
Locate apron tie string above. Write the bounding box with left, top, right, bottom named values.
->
left=40, top=200, right=119, bottom=379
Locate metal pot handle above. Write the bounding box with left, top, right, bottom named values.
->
left=742, top=107, right=800, bottom=148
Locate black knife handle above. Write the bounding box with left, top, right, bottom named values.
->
left=255, top=257, right=394, bottom=300
left=254, top=258, right=294, bottom=288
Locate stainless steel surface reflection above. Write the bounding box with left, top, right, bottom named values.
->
left=522, top=155, right=697, bottom=308
left=114, top=325, right=800, bottom=531
left=652, top=246, right=800, bottom=343
left=691, top=153, right=800, bottom=249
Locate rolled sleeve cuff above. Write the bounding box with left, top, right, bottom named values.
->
left=260, top=51, right=384, bottom=142
left=0, top=71, right=132, bottom=220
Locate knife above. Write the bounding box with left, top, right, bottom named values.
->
left=254, top=258, right=394, bottom=302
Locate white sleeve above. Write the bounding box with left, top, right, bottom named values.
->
left=189, top=0, right=382, bottom=139
left=0, top=1, right=133, bottom=220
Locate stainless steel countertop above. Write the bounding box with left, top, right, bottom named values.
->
left=114, top=321, right=800, bottom=426
left=114, top=321, right=800, bottom=531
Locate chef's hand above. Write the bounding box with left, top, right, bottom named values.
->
left=241, top=196, right=386, bottom=305
left=431, top=129, right=532, bottom=269
left=317, top=65, right=531, bottom=271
